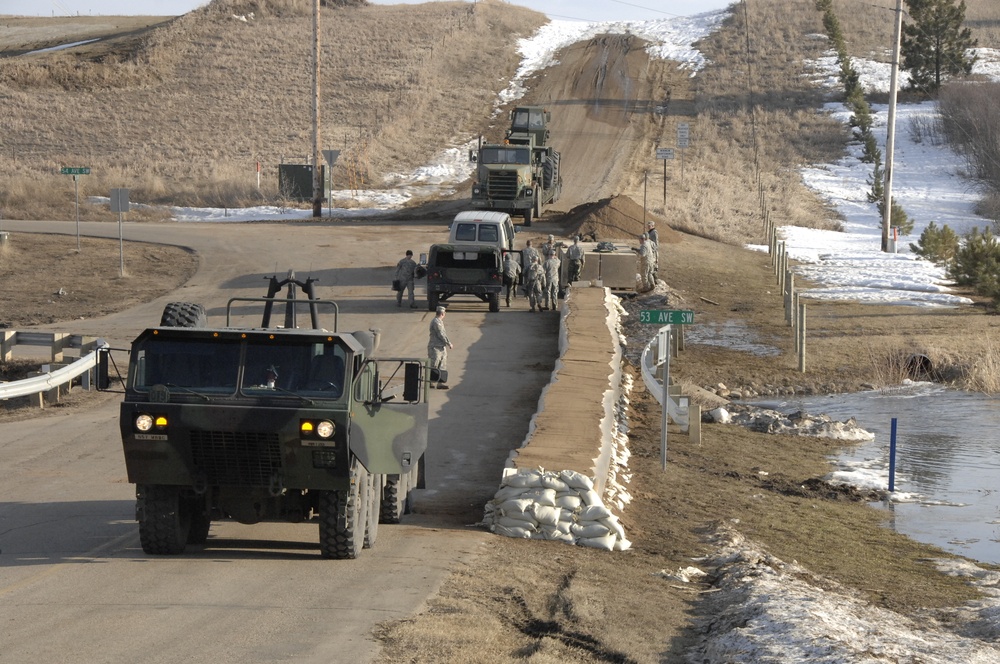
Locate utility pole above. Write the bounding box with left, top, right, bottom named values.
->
left=311, top=0, right=322, bottom=218
left=882, top=0, right=904, bottom=252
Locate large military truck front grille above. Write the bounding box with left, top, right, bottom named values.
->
left=189, top=430, right=282, bottom=486
left=486, top=172, right=519, bottom=198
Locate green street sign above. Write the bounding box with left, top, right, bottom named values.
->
left=60, top=167, right=91, bottom=175
left=639, top=309, right=694, bottom=325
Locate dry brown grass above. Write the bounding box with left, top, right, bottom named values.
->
left=0, top=0, right=545, bottom=217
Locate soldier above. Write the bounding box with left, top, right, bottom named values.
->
left=394, top=249, right=418, bottom=308
left=566, top=235, right=585, bottom=284
left=428, top=306, right=453, bottom=389
left=502, top=251, right=521, bottom=307
left=542, top=253, right=561, bottom=311
left=540, top=234, right=558, bottom=260
left=522, top=239, right=540, bottom=295
left=647, top=222, right=659, bottom=273
left=636, top=234, right=655, bottom=292
left=525, top=256, right=545, bottom=313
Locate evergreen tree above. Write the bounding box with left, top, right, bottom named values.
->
left=902, top=0, right=977, bottom=94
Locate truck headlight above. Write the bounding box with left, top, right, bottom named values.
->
left=136, top=414, right=153, bottom=432
left=472, top=185, right=481, bottom=195
left=316, top=420, right=335, bottom=439
left=524, top=187, right=533, bottom=196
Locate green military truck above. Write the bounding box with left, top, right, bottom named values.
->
left=425, top=243, right=503, bottom=312
left=113, top=273, right=427, bottom=559
left=469, top=105, right=562, bottom=227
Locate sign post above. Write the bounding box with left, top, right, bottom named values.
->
left=61, top=167, right=90, bottom=250
left=676, top=123, right=690, bottom=182
left=110, top=188, right=130, bottom=276
left=641, top=310, right=695, bottom=469
left=656, top=147, right=674, bottom=208
left=322, top=149, right=340, bottom=218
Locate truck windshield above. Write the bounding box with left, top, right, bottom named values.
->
left=130, top=337, right=348, bottom=399
left=131, top=338, right=241, bottom=394
left=242, top=340, right=347, bottom=399
left=480, top=147, right=530, bottom=165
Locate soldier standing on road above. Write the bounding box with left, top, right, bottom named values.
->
left=566, top=235, right=585, bottom=284
left=394, top=250, right=418, bottom=308
left=636, top=234, right=655, bottom=292
left=525, top=256, right=545, bottom=313
left=522, top=240, right=540, bottom=295
left=541, top=234, right=558, bottom=260
left=647, top=222, right=659, bottom=273
left=502, top=251, right=521, bottom=307
left=428, top=306, right=453, bottom=389
left=542, top=253, right=560, bottom=311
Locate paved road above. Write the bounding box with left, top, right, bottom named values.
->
left=0, top=218, right=559, bottom=663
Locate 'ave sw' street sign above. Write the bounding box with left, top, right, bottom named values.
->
left=639, top=309, right=694, bottom=325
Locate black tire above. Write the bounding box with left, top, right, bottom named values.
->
left=186, top=494, right=211, bottom=545
left=523, top=206, right=533, bottom=227
left=137, top=484, right=191, bottom=555
left=488, top=292, right=500, bottom=312
left=380, top=473, right=408, bottom=524
left=318, top=457, right=370, bottom=559
left=160, top=302, right=207, bottom=328
left=365, top=475, right=381, bottom=549
left=428, top=292, right=439, bottom=312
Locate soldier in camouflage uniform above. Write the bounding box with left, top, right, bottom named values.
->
left=636, top=234, right=655, bottom=292
left=428, top=306, right=453, bottom=389
left=525, top=256, right=545, bottom=313
left=502, top=251, right=521, bottom=307
left=542, top=253, right=561, bottom=311
left=566, top=235, right=585, bottom=284
left=394, top=250, right=418, bottom=308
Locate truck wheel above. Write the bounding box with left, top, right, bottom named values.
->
left=523, top=207, right=533, bottom=227
left=318, top=457, right=370, bottom=559
left=186, top=494, right=211, bottom=545
left=160, top=302, right=207, bottom=328
left=137, top=484, right=191, bottom=555
left=380, top=473, right=408, bottom=524
left=488, top=292, right=500, bottom=312
left=365, top=475, right=381, bottom=549
left=428, top=292, right=439, bottom=312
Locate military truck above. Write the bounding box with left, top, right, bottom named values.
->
left=425, top=243, right=503, bottom=312
left=113, top=272, right=428, bottom=559
left=469, top=105, right=562, bottom=227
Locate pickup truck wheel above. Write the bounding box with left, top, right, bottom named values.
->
left=160, top=302, right=207, bottom=328
left=428, top=292, right=439, bottom=312
left=319, top=457, right=370, bottom=559
left=137, top=484, right=191, bottom=555
left=488, top=292, right=500, bottom=312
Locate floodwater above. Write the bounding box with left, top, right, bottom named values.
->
left=757, top=384, right=1000, bottom=565
left=684, top=320, right=781, bottom=357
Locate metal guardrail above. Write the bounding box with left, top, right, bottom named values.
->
left=0, top=332, right=107, bottom=404
left=0, top=350, right=102, bottom=401
left=640, top=334, right=690, bottom=430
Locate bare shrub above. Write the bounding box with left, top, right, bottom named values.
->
left=938, top=82, right=1000, bottom=199
left=862, top=334, right=916, bottom=391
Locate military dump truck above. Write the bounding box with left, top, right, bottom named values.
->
left=425, top=243, right=503, bottom=312
left=469, top=105, right=562, bottom=227
left=114, top=273, right=428, bottom=559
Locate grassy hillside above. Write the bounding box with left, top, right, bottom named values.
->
left=0, top=0, right=545, bottom=218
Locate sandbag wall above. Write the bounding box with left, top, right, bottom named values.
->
left=484, top=287, right=634, bottom=550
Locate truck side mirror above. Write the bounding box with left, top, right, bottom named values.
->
left=403, top=362, right=421, bottom=402
left=96, top=347, right=111, bottom=390
left=468, top=150, right=477, bottom=163
left=419, top=252, right=427, bottom=265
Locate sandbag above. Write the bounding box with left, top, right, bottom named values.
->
left=555, top=495, right=582, bottom=510
left=520, top=488, right=557, bottom=507
left=532, top=505, right=562, bottom=526
left=579, top=504, right=612, bottom=521
left=571, top=522, right=612, bottom=539
left=497, top=515, right=537, bottom=530
left=579, top=489, right=602, bottom=507
left=505, top=470, right=545, bottom=489
left=578, top=533, right=617, bottom=551
left=498, top=498, right=535, bottom=514
left=493, top=524, right=533, bottom=539
left=560, top=470, right=594, bottom=491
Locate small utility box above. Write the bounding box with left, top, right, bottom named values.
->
left=278, top=164, right=329, bottom=201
